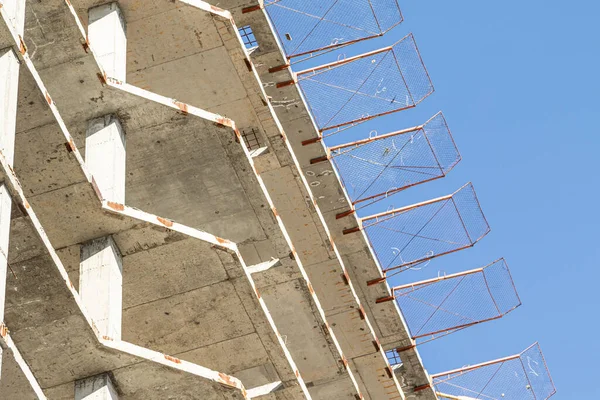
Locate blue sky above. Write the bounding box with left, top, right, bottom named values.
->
left=283, top=1, right=599, bottom=397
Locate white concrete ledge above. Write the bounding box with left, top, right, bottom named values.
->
left=246, top=258, right=281, bottom=274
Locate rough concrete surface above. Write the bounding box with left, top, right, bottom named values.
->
left=0, top=0, right=441, bottom=398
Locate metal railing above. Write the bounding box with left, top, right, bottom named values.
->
left=430, top=343, right=556, bottom=400
left=290, top=34, right=433, bottom=140
left=379, top=259, right=521, bottom=344
left=344, top=183, right=490, bottom=284
left=312, top=112, right=460, bottom=216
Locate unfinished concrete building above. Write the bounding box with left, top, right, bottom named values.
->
left=0, top=0, right=555, bottom=399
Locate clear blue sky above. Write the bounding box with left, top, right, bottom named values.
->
left=286, top=1, right=599, bottom=397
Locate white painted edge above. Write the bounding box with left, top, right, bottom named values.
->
left=99, top=338, right=246, bottom=391
left=0, top=331, right=47, bottom=399
left=107, top=78, right=234, bottom=127
left=246, top=380, right=283, bottom=398
left=248, top=146, right=269, bottom=158
left=246, top=258, right=280, bottom=274
left=178, top=0, right=232, bottom=20
left=101, top=201, right=237, bottom=252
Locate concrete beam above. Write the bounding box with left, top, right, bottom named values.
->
left=86, top=115, right=126, bottom=203
left=88, top=2, right=126, bottom=81
left=80, top=236, right=123, bottom=340
left=75, top=373, right=118, bottom=400
left=0, top=48, right=18, bottom=166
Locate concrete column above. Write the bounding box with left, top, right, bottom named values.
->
left=85, top=115, right=126, bottom=203
left=80, top=236, right=122, bottom=340
left=0, top=47, right=19, bottom=378
left=88, top=2, right=127, bottom=81
left=75, top=374, right=119, bottom=400
left=2, top=0, right=26, bottom=35
left=0, top=48, right=18, bottom=167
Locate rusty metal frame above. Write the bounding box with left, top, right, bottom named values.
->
left=262, top=0, right=403, bottom=63
left=377, top=258, right=521, bottom=344
left=290, top=33, right=433, bottom=141
left=341, top=183, right=490, bottom=285
left=430, top=343, right=557, bottom=400
left=310, top=112, right=461, bottom=218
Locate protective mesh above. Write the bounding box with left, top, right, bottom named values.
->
left=433, top=343, right=556, bottom=400
left=394, top=259, right=520, bottom=341
left=330, top=112, right=460, bottom=207
left=362, top=183, right=490, bottom=273
left=297, top=34, right=433, bottom=134
left=264, top=0, right=402, bottom=60
left=520, top=344, right=557, bottom=400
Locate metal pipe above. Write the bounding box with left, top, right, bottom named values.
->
left=295, top=45, right=393, bottom=76
left=430, top=354, right=520, bottom=379
left=361, top=193, right=453, bottom=223
left=390, top=267, right=484, bottom=291
left=328, top=124, right=423, bottom=151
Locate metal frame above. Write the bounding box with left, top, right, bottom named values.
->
left=286, top=33, right=433, bottom=142
left=262, top=0, right=403, bottom=63
left=342, top=183, right=490, bottom=285
left=378, top=258, right=521, bottom=344
left=428, top=343, right=557, bottom=400
left=310, top=112, right=461, bottom=217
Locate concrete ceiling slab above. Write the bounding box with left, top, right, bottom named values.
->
left=259, top=279, right=343, bottom=383
left=307, top=376, right=359, bottom=400
left=123, top=280, right=256, bottom=355
left=0, top=158, right=287, bottom=399
left=303, top=259, right=355, bottom=316
left=0, top=9, right=15, bottom=49
left=0, top=335, right=41, bottom=400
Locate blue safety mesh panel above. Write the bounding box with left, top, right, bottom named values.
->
left=265, top=0, right=402, bottom=59
left=363, top=183, right=490, bottom=273
left=297, top=34, right=433, bottom=134
left=331, top=112, right=460, bottom=207
left=395, top=259, right=520, bottom=341
left=433, top=343, right=556, bottom=400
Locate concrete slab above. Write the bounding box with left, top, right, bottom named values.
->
left=0, top=17, right=306, bottom=400
left=0, top=333, right=45, bottom=399
left=0, top=4, right=20, bottom=50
